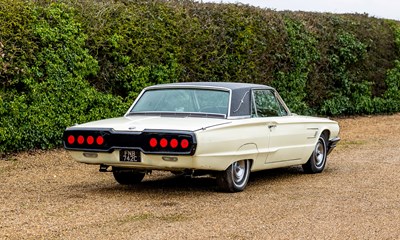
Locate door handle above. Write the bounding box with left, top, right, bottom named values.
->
left=268, top=124, right=277, bottom=130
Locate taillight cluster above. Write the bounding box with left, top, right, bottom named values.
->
left=148, top=137, right=191, bottom=150
left=64, top=129, right=196, bottom=155
left=67, top=135, right=105, bottom=146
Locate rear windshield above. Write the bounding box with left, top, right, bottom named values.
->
left=130, top=88, right=230, bottom=117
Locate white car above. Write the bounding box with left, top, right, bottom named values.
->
left=64, top=82, right=340, bottom=192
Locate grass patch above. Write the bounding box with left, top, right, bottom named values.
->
left=159, top=213, right=186, bottom=223
left=338, top=140, right=367, bottom=148
left=121, top=212, right=187, bottom=224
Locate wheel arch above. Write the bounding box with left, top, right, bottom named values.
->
left=235, top=143, right=257, bottom=171
left=303, top=129, right=329, bottom=174
left=306, top=129, right=330, bottom=161
left=321, top=129, right=330, bottom=141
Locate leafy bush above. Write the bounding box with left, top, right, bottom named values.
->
left=272, top=18, right=319, bottom=114
left=0, top=2, right=124, bottom=153
left=380, top=23, right=400, bottom=112
left=320, top=31, right=369, bottom=115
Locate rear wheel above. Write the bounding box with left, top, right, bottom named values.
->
left=216, top=160, right=251, bottom=192
left=112, top=167, right=145, bottom=185
left=302, top=135, right=327, bottom=174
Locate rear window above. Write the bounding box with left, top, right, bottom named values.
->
left=131, top=89, right=230, bottom=117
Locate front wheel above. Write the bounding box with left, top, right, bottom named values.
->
left=216, top=160, right=251, bottom=192
left=112, top=167, right=145, bottom=185
left=302, top=135, right=327, bottom=174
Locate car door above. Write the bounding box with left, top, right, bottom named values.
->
left=252, top=89, right=310, bottom=167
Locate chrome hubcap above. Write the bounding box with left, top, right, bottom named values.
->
left=315, top=141, right=325, bottom=167
left=232, top=161, right=246, bottom=183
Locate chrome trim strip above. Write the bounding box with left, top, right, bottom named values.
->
left=327, top=137, right=341, bottom=155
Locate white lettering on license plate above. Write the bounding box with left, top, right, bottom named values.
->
left=120, top=150, right=141, bottom=162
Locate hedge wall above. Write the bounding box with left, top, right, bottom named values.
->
left=1, top=0, right=400, bottom=153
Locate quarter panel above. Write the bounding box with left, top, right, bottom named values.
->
left=194, top=119, right=269, bottom=170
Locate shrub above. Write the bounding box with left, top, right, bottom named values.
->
left=0, top=2, right=124, bottom=153
left=272, top=18, right=319, bottom=114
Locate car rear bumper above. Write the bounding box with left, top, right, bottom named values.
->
left=327, top=137, right=340, bottom=155
left=67, top=150, right=233, bottom=171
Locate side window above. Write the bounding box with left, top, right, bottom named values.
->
left=252, top=90, right=288, bottom=117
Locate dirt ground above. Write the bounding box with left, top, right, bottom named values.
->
left=1, top=114, right=400, bottom=239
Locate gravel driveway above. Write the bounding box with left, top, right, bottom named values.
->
left=1, top=114, right=400, bottom=239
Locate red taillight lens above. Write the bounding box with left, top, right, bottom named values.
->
left=96, top=136, right=104, bottom=145
left=170, top=139, right=178, bottom=148
left=181, top=139, right=189, bottom=149
left=77, top=136, right=85, bottom=145
left=149, top=138, right=158, bottom=148
left=160, top=138, right=168, bottom=148
left=87, top=136, right=94, bottom=145
left=67, top=135, right=75, bottom=145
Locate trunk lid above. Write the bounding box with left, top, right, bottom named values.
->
left=69, top=116, right=231, bottom=132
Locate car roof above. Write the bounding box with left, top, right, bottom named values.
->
left=144, top=82, right=275, bottom=117
left=147, top=82, right=273, bottom=91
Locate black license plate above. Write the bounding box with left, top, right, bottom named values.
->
left=119, top=150, right=141, bottom=162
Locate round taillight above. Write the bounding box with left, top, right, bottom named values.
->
left=77, top=136, right=85, bottom=145
left=170, top=139, right=178, bottom=148
left=87, top=136, right=94, bottom=145
left=67, top=135, right=75, bottom=145
left=181, top=139, right=189, bottom=149
left=160, top=138, right=168, bottom=148
left=96, top=136, right=104, bottom=145
left=149, top=138, right=158, bottom=148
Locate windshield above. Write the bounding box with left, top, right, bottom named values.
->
left=130, top=88, right=230, bottom=117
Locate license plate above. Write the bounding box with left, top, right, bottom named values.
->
left=119, top=150, right=141, bottom=162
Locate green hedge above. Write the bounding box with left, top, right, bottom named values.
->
left=1, top=0, right=400, bottom=153
left=0, top=1, right=124, bottom=153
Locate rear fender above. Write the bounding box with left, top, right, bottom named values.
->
left=234, top=143, right=258, bottom=170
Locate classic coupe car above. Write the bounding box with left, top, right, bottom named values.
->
left=64, top=82, right=340, bottom=192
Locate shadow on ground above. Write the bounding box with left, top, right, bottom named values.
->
left=71, top=166, right=307, bottom=195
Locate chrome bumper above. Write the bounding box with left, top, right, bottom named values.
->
left=327, top=137, right=341, bottom=155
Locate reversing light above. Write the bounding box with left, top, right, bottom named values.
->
left=83, top=152, right=98, bottom=158
left=181, top=139, right=189, bottom=149
left=149, top=138, right=158, bottom=148
left=160, top=138, right=168, bottom=148
left=96, top=136, right=104, bottom=145
left=87, top=136, right=94, bottom=145
left=67, top=135, right=75, bottom=145
left=162, top=156, right=178, bottom=161
left=77, top=136, right=85, bottom=145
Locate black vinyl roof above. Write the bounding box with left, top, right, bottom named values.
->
left=146, top=82, right=275, bottom=117
left=150, top=82, right=273, bottom=91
